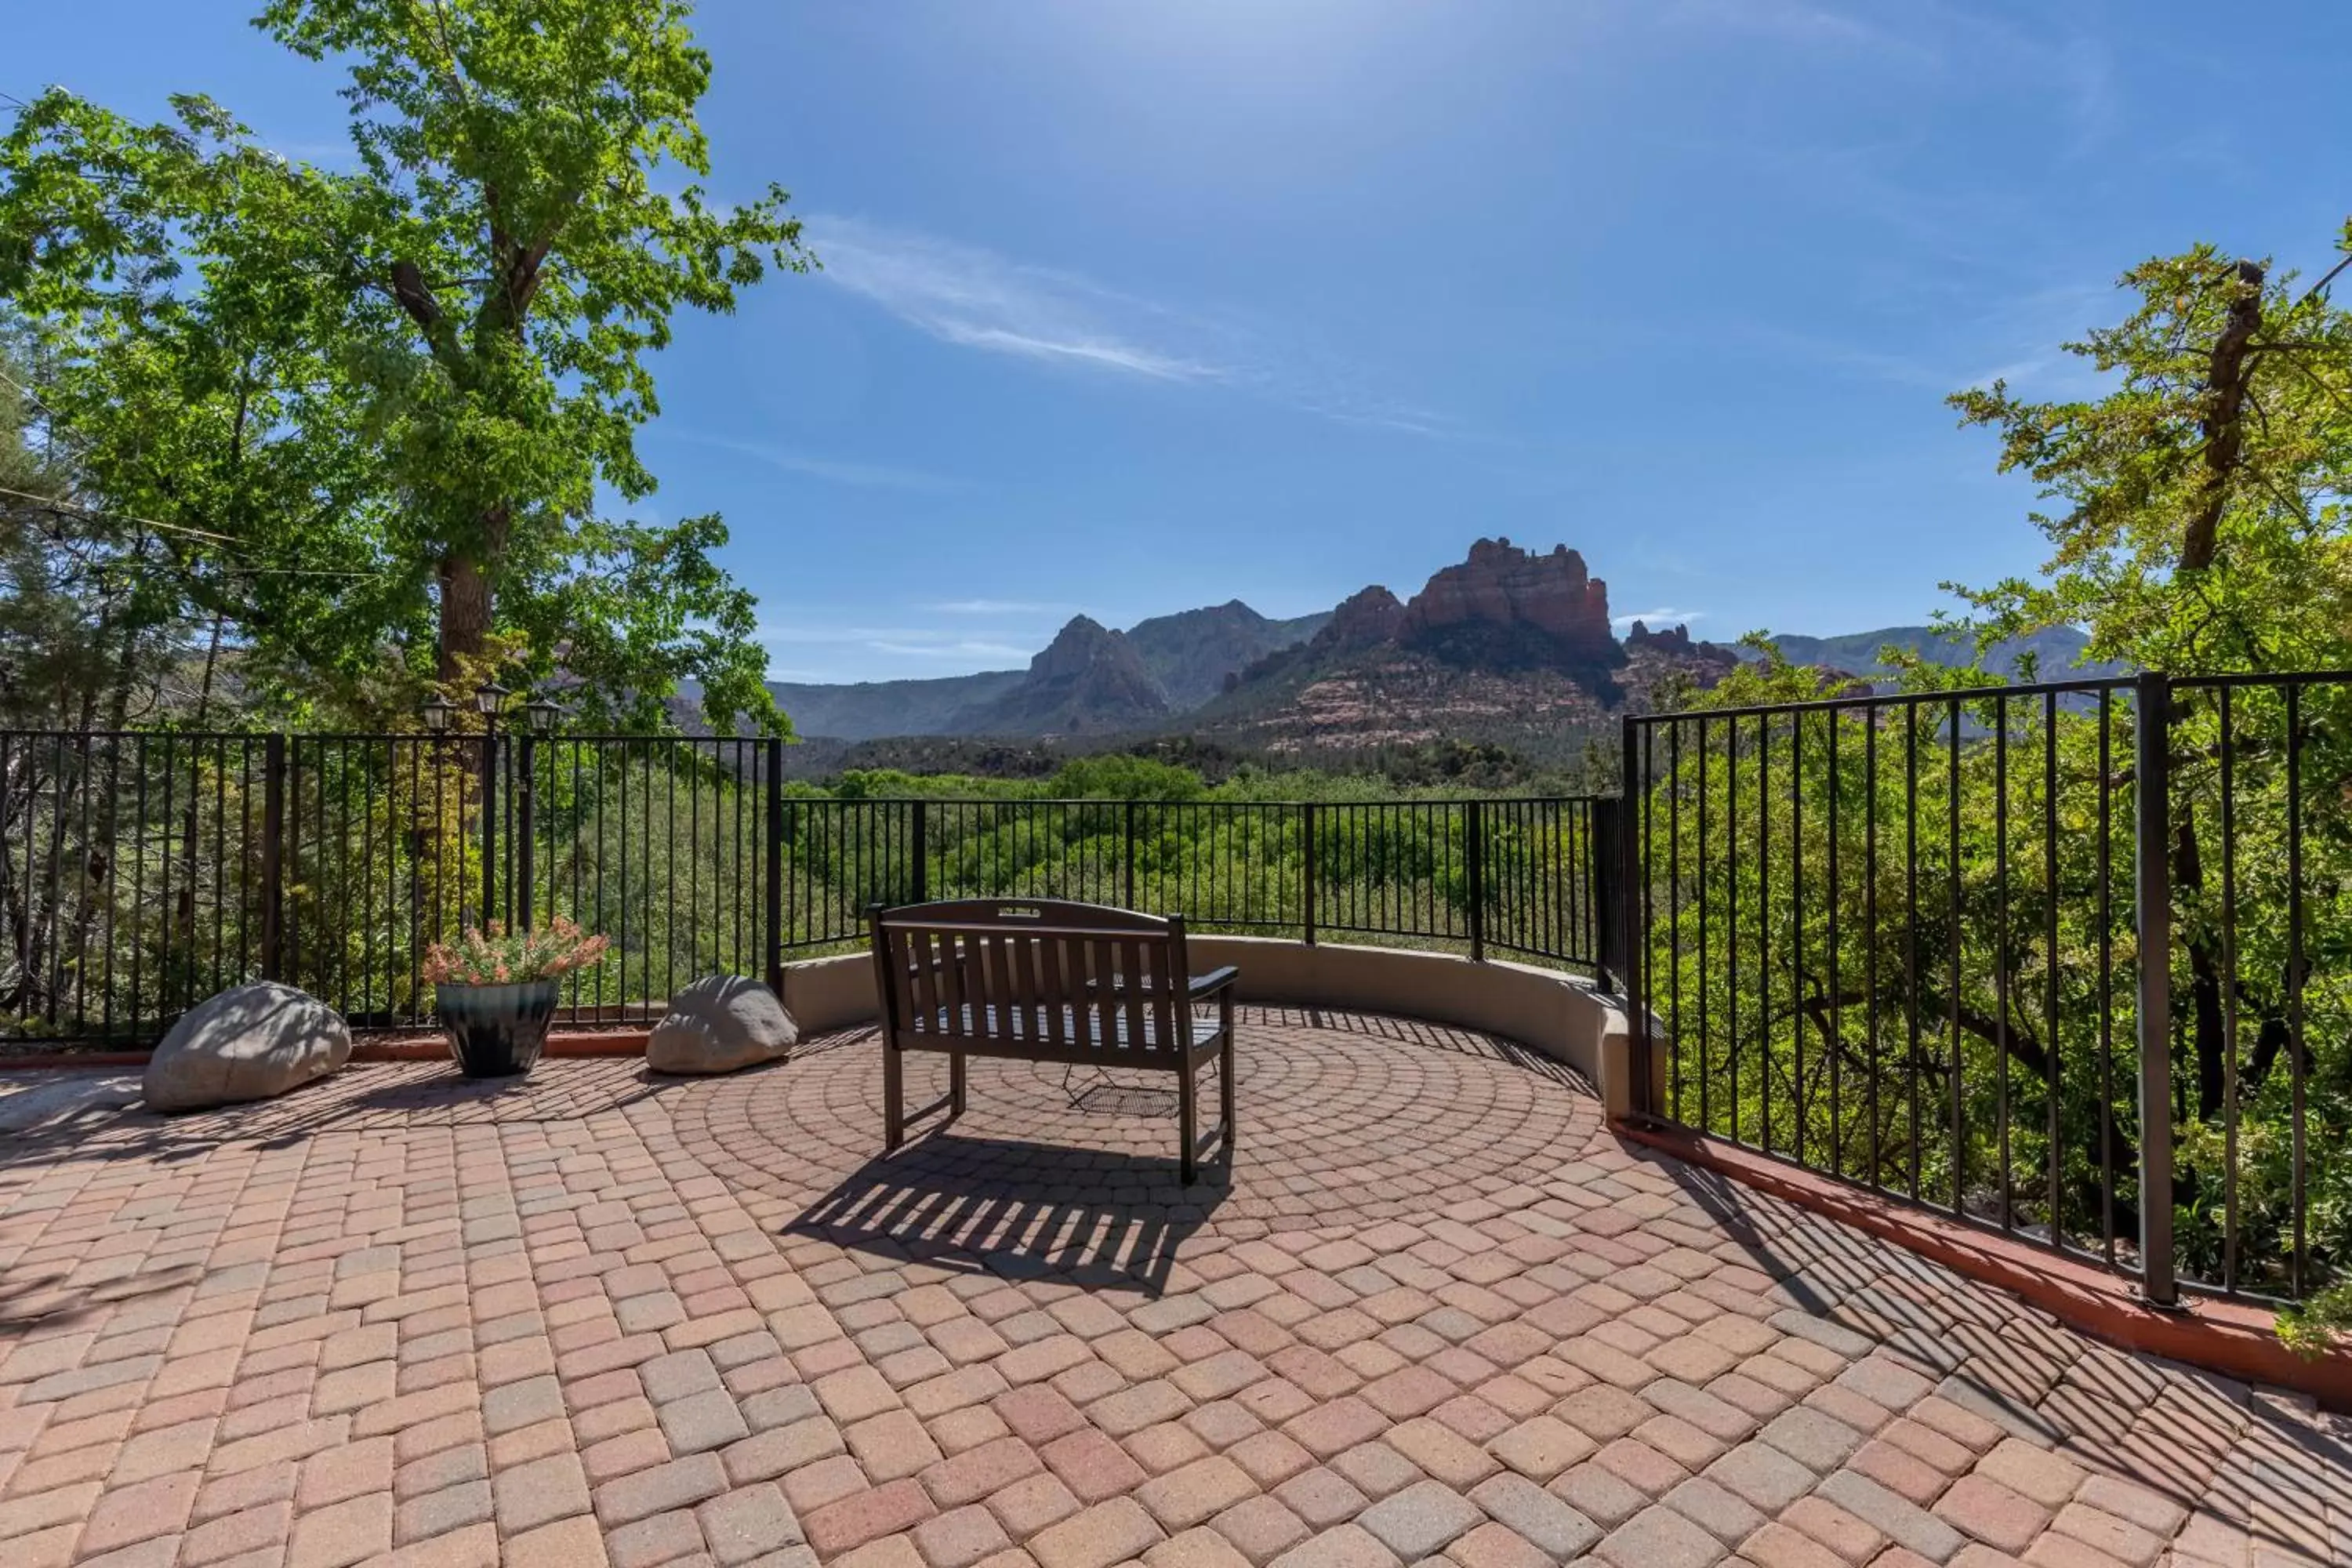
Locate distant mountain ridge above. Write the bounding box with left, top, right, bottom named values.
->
left=764, top=670, right=1024, bottom=742
left=760, top=544, right=2113, bottom=753
left=764, top=600, right=1334, bottom=741
left=1740, top=625, right=2121, bottom=683
left=1123, top=601, right=1333, bottom=708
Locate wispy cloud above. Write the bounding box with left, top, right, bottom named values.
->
left=756, top=617, right=1048, bottom=670
left=1657, top=0, right=2117, bottom=151
left=655, top=430, right=973, bottom=494
left=867, top=641, right=1035, bottom=661
left=928, top=599, right=1070, bottom=616
left=1657, top=0, right=1918, bottom=56
left=813, top=216, right=1221, bottom=383
left=1613, top=607, right=1708, bottom=629
left=1726, top=278, right=2120, bottom=401
left=809, top=214, right=1454, bottom=437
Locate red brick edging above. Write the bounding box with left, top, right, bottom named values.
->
left=1615, top=1116, right=2352, bottom=1411
left=1, top=1029, right=652, bottom=1070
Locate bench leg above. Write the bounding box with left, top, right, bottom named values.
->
left=949, top=1050, right=967, bottom=1120
left=1178, top=1050, right=1197, bottom=1186
left=884, top=1042, right=904, bottom=1152
left=1219, top=1026, right=1236, bottom=1149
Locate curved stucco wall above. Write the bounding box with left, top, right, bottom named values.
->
left=778, top=935, right=1650, bottom=1118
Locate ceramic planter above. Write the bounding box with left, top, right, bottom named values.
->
left=435, top=978, right=559, bottom=1078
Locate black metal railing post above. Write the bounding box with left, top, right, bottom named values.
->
left=260, top=732, right=285, bottom=982
left=1302, top=801, right=1318, bottom=946
left=516, top=733, right=536, bottom=931
left=477, top=726, right=498, bottom=930
left=1620, top=713, right=1653, bottom=1117
left=910, top=799, right=930, bottom=903
left=1591, top=796, right=1621, bottom=996
left=764, top=738, right=784, bottom=995
left=1465, top=799, right=1486, bottom=963
left=2134, top=670, right=2179, bottom=1308
left=1123, top=800, right=1138, bottom=909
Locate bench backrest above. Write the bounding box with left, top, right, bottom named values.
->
left=868, top=898, right=1194, bottom=1060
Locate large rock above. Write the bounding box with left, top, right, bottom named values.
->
left=143, top=982, right=352, bottom=1112
left=648, top=975, right=798, bottom=1075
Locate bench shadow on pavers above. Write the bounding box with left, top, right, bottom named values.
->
left=787, top=1127, right=1232, bottom=1295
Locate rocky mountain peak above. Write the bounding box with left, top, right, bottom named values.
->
left=1313, top=586, right=1407, bottom=653
left=952, top=615, right=1170, bottom=735
left=1027, top=615, right=1126, bottom=681
left=1395, top=536, right=1616, bottom=664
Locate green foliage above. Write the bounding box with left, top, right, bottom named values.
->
left=0, top=0, right=811, bottom=731
left=1045, top=754, right=1208, bottom=802
left=0, top=330, right=180, bottom=728
left=1947, top=240, right=2352, bottom=675
left=1658, top=231, right=2352, bottom=1344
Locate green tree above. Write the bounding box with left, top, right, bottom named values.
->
left=0, top=0, right=811, bottom=731
left=1681, top=231, right=2352, bottom=1341
left=0, top=330, right=194, bottom=729
left=1947, top=238, right=2352, bottom=673
left=1951, top=234, right=2352, bottom=1340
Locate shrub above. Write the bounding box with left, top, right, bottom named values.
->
left=424, top=916, right=612, bottom=985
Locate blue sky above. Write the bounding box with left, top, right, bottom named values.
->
left=15, top=2, right=2351, bottom=682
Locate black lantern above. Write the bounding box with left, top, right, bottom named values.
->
left=524, top=694, right=564, bottom=735
left=421, top=692, right=454, bottom=734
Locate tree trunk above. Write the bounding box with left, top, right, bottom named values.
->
left=437, top=553, right=492, bottom=684
left=2172, top=818, right=2227, bottom=1121
left=2165, top=260, right=2263, bottom=1126
left=2183, top=259, right=2264, bottom=575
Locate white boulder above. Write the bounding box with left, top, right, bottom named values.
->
left=648, top=975, right=797, bottom=1075
left=143, top=982, right=352, bottom=1112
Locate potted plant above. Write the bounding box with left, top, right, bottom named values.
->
left=424, top=916, right=612, bottom=1078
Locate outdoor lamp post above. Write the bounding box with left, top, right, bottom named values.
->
left=516, top=695, right=564, bottom=929
left=475, top=681, right=510, bottom=928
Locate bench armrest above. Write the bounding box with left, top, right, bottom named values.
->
left=1187, top=967, right=1240, bottom=1000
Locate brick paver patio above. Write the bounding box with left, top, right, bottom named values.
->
left=3, top=1007, right=2349, bottom=1567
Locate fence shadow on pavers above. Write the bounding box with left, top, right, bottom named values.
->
left=786, top=1132, right=1231, bottom=1295
left=1628, top=1138, right=2352, bottom=1563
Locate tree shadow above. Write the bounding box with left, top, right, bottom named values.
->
left=0, top=1260, right=207, bottom=1334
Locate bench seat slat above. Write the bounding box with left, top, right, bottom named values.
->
left=904, top=1003, right=1221, bottom=1058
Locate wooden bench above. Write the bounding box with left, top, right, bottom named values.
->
left=866, top=899, right=1239, bottom=1183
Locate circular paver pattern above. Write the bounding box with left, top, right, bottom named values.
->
left=670, top=1004, right=1602, bottom=1242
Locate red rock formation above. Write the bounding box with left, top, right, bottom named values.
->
left=1625, top=619, right=1729, bottom=661
left=1624, top=619, right=1738, bottom=682
left=1396, top=538, right=1615, bottom=662
left=1312, top=586, right=1406, bottom=653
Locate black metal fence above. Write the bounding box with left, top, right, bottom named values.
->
left=0, top=728, right=1602, bottom=1045
left=1621, top=670, right=2352, bottom=1307
left=16, top=678, right=2348, bottom=1308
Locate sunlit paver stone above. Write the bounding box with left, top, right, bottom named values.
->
left=2, top=1007, right=2350, bottom=1566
